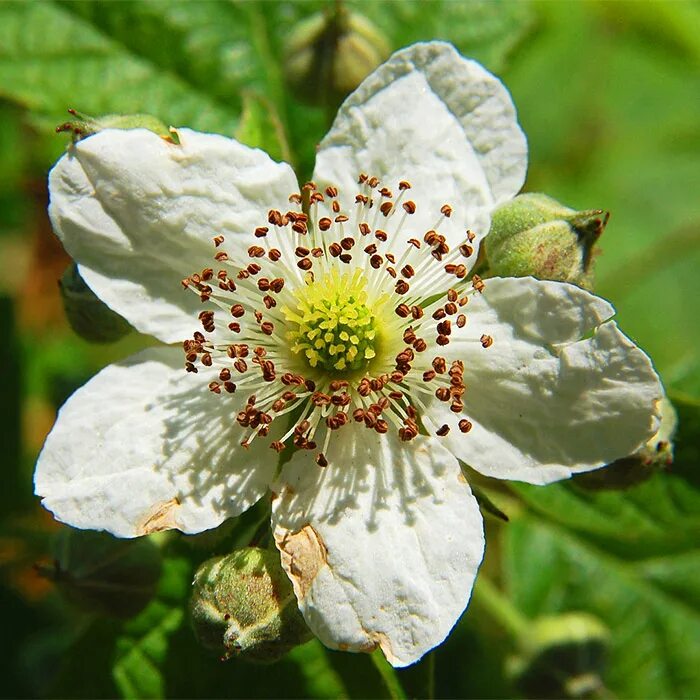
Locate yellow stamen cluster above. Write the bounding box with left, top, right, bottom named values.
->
left=284, top=270, right=378, bottom=373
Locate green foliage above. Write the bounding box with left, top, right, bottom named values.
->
left=504, top=396, right=700, bottom=698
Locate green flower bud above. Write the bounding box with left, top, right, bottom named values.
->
left=56, top=108, right=178, bottom=143
left=38, top=527, right=162, bottom=618
left=284, top=7, right=390, bottom=105
left=508, top=612, right=610, bottom=699
left=59, top=263, right=132, bottom=343
left=484, top=193, right=609, bottom=289
left=575, top=395, right=677, bottom=491
left=190, top=547, right=312, bottom=663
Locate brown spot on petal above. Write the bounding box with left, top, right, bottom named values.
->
left=274, top=523, right=328, bottom=600
left=136, top=497, right=181, bottom=535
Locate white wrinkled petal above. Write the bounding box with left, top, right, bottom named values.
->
left=34, top=347, right=276, bottom=537
left=431, top=277, right=662, bottom=484
left=313, top=41, right=527, bottom=249
left=49, top=128, right=299, bottom=343
left=271, top=432, right=484, bottom=667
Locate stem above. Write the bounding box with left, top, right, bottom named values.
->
left=371, top=649, right=407, bottom=700
left=472, top=576, right=529, bottom=640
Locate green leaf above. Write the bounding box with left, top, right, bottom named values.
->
left=112, top=556, right=190, bottom=698
left=504, top=397, right=700, bottom=698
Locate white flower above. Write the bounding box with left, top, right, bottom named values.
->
left=35, top=42, right=661, bottom=667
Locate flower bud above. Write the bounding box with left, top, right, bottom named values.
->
left=59, top=263, right=132, bottom=343
left=56, top=108, right=178, bottom=143
left=484, top=193, right=609, bottom=289
left=508, top=612, right=610, bottom=699
left=38, top=527, right=162, bottom=618
left=575, top=395, right=677, bottom=491
left=284, top=7, right=390, bottom=105
left=189, top=547, right=312, bottom=663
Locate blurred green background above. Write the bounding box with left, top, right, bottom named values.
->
left=1, top=1, right=699, bottom=698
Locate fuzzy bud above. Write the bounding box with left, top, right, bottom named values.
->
left=484, top=193, right=609, bottom=289
left=56, top=108, right=178, bottom=143
left=37, top=528, right=162, bottom=618
left=284, top=6, right=390, bottom=105
left=508, top=612, right=610, bottom=699
left=59, top=263, right=132, bottom=343
left=190, top=547, right=312, bottom=663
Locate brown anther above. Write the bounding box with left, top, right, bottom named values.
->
left=230, top=304, right=245, bottom=318
left=268, top=248, right=282, bottom=262
left=367, top=176, right=379, bottom=188
left=295, top=246, right=310, bottom=258
left=413, top=338, right=427, bottom=352
left=202, top=268, right=214, bottom=281
left=440, top=204, right=453, bottom=218
left=271, top=440, right=286, bottom=453
left=234, top=359, right=247, bottom=373
left=358, top=173, right=369, bottom=184
left=450, top=402, right=464, bottom=414
left=332, top=200, right=341, bottom=213
left=219, top=368, right=232, bottom=381
left=318, top=217, right=332, bottom=231
left=329, top=242, right=343, bottom=258
left=201, top=353, right=213, bottom=367
left=447, top=289, right=458, bottom=302
left=395, top=303, right=410, bottom=318
left=456, top=314, right=466, bottom=328
left=213, top=235, right=225, bottom=247
left=436, top=424, right=450, bottom=436
left=270, top=278, right=285, bottom=293
left=228, top=322, right=240, bottom=332
left=380, top=201, right=393, bottom=217
left=375, top=229, right=388, bottom=242
left=375, top=420, right=389, bottom=434
left=358, top=222, right=371, bottom=236
left=297, top=258, right=313, bottom=270
left=292, top=221, right=308, bottom=234
left=466, top=230, right=476, bottom=243
left=364, top=243, right=377, bottom=254
left=411, top=305, right=424, bottom=320
left=257, top=277, right=271, bottom=291
left=325, top=186, right=338, bottom=198
left=480, top=334, right=493, bottom=348
left=445, top=263, right=457, bottom=275
left=309, top=192, right=324, bottom=204
left=185, top=362, right=198, bottom=373
left=459, top=243, right=473, bottom=257
left=302, top=181, right=317, bottom=192
left=255, top=227, right=270, bottom=238
left=208, top=381, right=221, bottom=394
left=437, top=319, right=452, bottom=336
left=422, top=370, right=436, bottom=382
left=407, top=238, right=421, bottom=249
left=224, top=382, right=236, bottom=393
left=402, top=200, right=416, bottom=214
left=436, top=334, right=450, bottom=346
left=355, top=194, right=369, bottom=205
left=261, top=321, right=274, bottom=336
left=247, top=263, right=261, bottom=275
left=254, top=310, right=263, bottom=323
left=432, top=357, right=447, bottom=374
left=472, top=274, right=485, bottom=293
left=316, top=453, right=328, bottom=467
left=445, top=302, right=458, bottom=315
left=386, top=267, right=397, bottom=278
left=454, top=264, right=467, bottom=279
left=401, top=265, right=415, bottom=279
left=289, top=193, right=303, bottom=204
left=403, top=327, right=417, bottom=344
left=370, top=254, right=383, bottom=269
left=432, top=308, right=447, bottom=320
left=435, top=387, right=451, bottom=402
left=424, top=230, right=439, bottom=245
left=398, top=180, right=411, bottom=190
left=339, top=253, right=352, bottom=264
left=340, top=237, right=355, bottom=250
left=335, top=215, right=349, bottom=223
left=395, top=280, right=410, bottom=295
left=311, top=247, right=324, bottom=258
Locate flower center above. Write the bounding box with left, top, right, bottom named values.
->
left=285, top=270, right=378, bottom=373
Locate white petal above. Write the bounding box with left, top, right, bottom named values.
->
left=49, top=128, right=299, bottom=343
left=432, top=277, right=662, bottom=485
left=313, top=41, right=527, bottom=247
left=271, top=432, right=484, bottom=667
left=34, top=347, right=275, bottom=537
